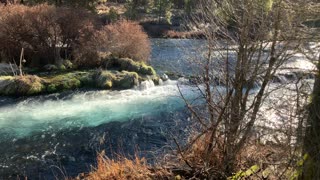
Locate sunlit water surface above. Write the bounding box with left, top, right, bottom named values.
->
left=0, top=39, right=317, bottom=179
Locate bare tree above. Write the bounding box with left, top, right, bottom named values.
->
left=171, top=0, right=316, bottom=178
left=294, top=1, right=320, bottom=179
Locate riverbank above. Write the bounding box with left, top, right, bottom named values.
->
left=0, top=58, right=161, bottom=97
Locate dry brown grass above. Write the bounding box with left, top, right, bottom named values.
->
left=166, top=130, right=295, bottom=179
left=74, top=151, right=170, bottom=180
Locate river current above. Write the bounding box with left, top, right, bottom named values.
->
left=0, top=39, right=317, bottom=179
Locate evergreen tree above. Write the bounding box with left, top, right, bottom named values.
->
left=155, top=0, right=172, bottom=24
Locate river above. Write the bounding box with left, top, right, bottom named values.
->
left=0, top=39, right=316, bottom=179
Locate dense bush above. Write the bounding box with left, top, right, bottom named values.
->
left=0, top=4, right=98, bottom=67
left=76, top=20, right=151, bottom=66
left=0, top=5, right=151, bottom=69
left=102, top=20, right=151, bottom=62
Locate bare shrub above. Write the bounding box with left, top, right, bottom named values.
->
left=69, top=11, right=102, bottom=67
left=72, top=27, right=105, bottom=68
left=167, top=0, right=317, bottom=178
left=56, top=7, right=99, bottom=58
left=0, top=5, right=149, bottom=68
left=102, top=20, right=151, bottom=63
left=0, top=4, right=65, bottom=65
left=0, top=4, right=98, bottom=67
left=0, top=4, right=32, bottom=63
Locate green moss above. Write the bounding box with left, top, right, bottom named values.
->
left=0, top=75, right=45, bottom=96
left=105, top=80, right=113, bottom=89
left=140, top=62, right=156, bottom=75
left=113, top=71, right=139, bottom=89
left=0, top=76, right=14, bottom=81
left=43, top=64, right=58, bottom=71
left=0, top=61, right=158, bottom=96
left=63, top=60, right=73, bottom=69
left=151, top=76, right=160, bottom=85
left=47, top=84, right=57, bottom=93
left=59, top=64, right=66, bottom=71
left=44, top=72, right=84, bottom=92
left=119, top=58, right=141, bottom=72
left=95, top=70, right=116, bottom=89
left=79, top=73, right=95, bottom=86
left=22, top=77, right=45, bottom=95
left=104, top=57, right=156, bottom=76
left=95, top=69, right=140, bottom=89
left=0, top=76, right=16, bottom=95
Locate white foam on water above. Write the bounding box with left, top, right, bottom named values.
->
left=0, top=80, right=195, bottom=138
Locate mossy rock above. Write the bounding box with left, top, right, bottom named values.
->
left=0, top=69, right=149, bottom=96
left=113, top=71, right=139, bottom=89
left=63, top=60, right=74, bottom=69
left=59, top=65, right=66, bottom=71
left=140, top=62, right=156, bottom=76
left=151, top=76, right=160, bottom=85
left=95, top=70, right=139, bottom=89
left=16, top=76, right=45, bottom=95
left=0, top=75, right=45, bottom=96
left=0, top=76, right=16, bottom=95
left=44, top=72, right=84, bottom=93
left=43, top=64, right=58, bottom=71
left=79, top=72, right=95, bottom=86
left=95, top=70, right=116, bottom=89
left=139, top=75, right=161, bottom=85
left=103, top=57, right=156, bottom=76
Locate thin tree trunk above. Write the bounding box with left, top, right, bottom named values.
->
left=301, top=55, right=320, bottom=180
left=54, top=47, right=62, bottom=66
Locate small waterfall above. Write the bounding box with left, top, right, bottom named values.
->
left=272, top=74, right=288, bottom=84
left=139, top=79, right=155, bottom=90
left=283, top=72, right=297, bottom=81
left=159, top=78, right=163, bottom=85
left=272, top=71, right=315, bottom=84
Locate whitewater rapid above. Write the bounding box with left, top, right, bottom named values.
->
left=0, top=80, right=196, bottom=140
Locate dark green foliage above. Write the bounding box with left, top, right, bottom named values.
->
left=44, top=72, right=83, bottom=93
left=106, top=7, right=120, bottom=23
left=103, top=57, right=156, bottom=75
left=125, top=0, right=140, bottom=20
left=113, top=71, right=139, bottom=89
left=155, top=0, right=173, bottom=24
left=94, top=70, right=139, bottom=89
left=94, top=70, right=116, bottom=89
